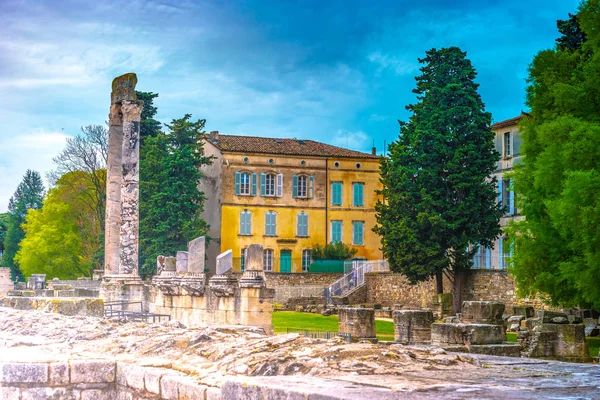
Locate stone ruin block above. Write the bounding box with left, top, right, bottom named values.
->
left=507, top=315, right=525, bottom=332
left=513, top=305, right=535, bottom=318
left=393, top=310, right=433, bottom=344
left=431, top=323, right=506, bottom=346
left=176, top=251, right=189, bottom=273
left=537, top=310, right=569, bottom=324
left=583, top=318, right=599, bottom=337
left=338, top=307, right=377, bottom=342
left=519, top=330, right=557, bottom=358
left=216, top=250, right=233, bottom=275
left=245, top=244, right=264, bottom=272
left=461, top=301, right=505, bottom=325
left=537, top=323, right=591, bottom=361
left=187, top=236, right=205, bottom=274
left=432, top=293, right=453, bottom=318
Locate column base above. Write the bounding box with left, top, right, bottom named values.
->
left=100, top=275, right=148, bottom=312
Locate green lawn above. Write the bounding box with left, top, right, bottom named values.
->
left=272, top=311, right=395, bottom=341
left=506, top=332, right=599, bottom=358
left=274, top=313, right=600, bottom=356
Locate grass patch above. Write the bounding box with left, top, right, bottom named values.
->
left=507, top=331, right=599, bottom=358
left=272, top=311, right=395, bottom=341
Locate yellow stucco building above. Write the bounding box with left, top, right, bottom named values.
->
left=199, top=132, right=383, bottom=273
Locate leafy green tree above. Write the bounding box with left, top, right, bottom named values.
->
left=507, top=0, right=600, bottom=309
left=137, top=91, right=161, bottom=143
left=0, top=213, right=9, bottom=264
left=374, top=47, right=503, bottom=312
left=16, top=171, right=104, bottom=279
left=3, top=170, right=45, bottom=281
left=311, top=243, right=358, bottom=261
left=139, top=114, right=212, bottom=279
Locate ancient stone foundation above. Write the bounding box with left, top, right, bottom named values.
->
left=338, top=307, right=377, bottom=342
left=393, top=310, right=433, bottom=344
left=0, top=268, right=12, bottom=297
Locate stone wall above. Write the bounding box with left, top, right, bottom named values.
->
left=46, top=278, right=101, bottom=290
left=263, top=272, right=343, bottom=288
left=365, top=270, right=539, bottom=311
left=0, top=268, right=12, bottom=296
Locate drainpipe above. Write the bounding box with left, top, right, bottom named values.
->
left=325, top=157, right=329, bottom=246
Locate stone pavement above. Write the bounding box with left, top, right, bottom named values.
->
left=0, top=307, right=598, bottom=399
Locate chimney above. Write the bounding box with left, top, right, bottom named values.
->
left=371, top=146, right=376, bottom=155
left=209, top=130, right=219, bottom=140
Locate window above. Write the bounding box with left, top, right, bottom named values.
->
left=302, top=249, right=311, bottom=272
left=261, top=173, right=276, bottom=197
left=240, top=210, right=252, bottom=235
left=353, top=183, right=364, bottom=207
left=352, top=221, right=364, bottom=245
left=292, top=175, right=314, bottom=198
left=499, top=178, right=515, bottom=215
left=331, top=182, right=342, bottom=206
left=297, top=212, right=309, bottom=237
left=241, top=248, right=247, bottom=272
left=504, top=132, right=511, bottom=158
left=331, top=221, right=342, bottom=243
left=265, top=211, right=277, bottom=236
left=235, top=172, right=256, bottom=196
left=264, top=249, right=273, bottom=271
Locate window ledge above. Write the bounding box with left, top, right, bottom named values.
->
left=263, top=235, right=278, bottom=238
left=296, top=235, right=310, bottom=239
left=238, top=234, right=253, bottom=237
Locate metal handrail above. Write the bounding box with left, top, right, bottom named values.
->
left=103, top=300, right=171, bottom=322
left=324, top=260, right=389, bottom=302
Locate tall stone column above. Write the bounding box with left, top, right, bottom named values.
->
left=119, top=100, right=143, bottom=275
left=104, top=104, right=123, bottom=275
left=101, top=73, right=145, bottom=309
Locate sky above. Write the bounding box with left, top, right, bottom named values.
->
left=0, top=0, right=579, bottom=212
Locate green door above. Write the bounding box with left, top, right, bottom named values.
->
left=280, top=250, right=292, bottom=273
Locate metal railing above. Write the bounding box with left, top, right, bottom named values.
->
left=286, top=327, right=352, bottom=343
left=104, top=301, right=171, bottom=323
left=324, top=259, right=389, bottom=302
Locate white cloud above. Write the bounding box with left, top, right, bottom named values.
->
left=0, top=130, right=69, bottom=212
left=368, top=52, right=419, bottom=76
left=330, top=130, right=371, bottom=153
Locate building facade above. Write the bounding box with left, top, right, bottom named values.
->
left=199, top=132, right=383, bottom=273
left=472, top=115, right=525, bottom=270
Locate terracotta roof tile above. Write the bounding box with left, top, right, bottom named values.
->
left=204, top=134, right=380, bottom=159
left=491, top=115, right=523, bottom=129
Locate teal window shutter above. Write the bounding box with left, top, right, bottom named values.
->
left=235, top=172, right=241, bottom=195
left=272, top=212, right=276, bottom=235
left=292, top=175, right=298, bottom=198
left=252, top=173, right=257, bottom=196
left=353, top=221, right=364, bottom=245
left=499, top=237, right=504, bottom=269
left=260, top=173, right=266, bottom=196
left=353, top=183, right=364, bottom=207
left=332, top=183, right=342, bottom=205
left=248, top=211, right=252, bottom=234
left=331, top=221, right=342, bottom=243
left=240, top=211, right=246, bottom=234
left=485, top=247, right=491, bottom=269
left=297, top=212, right=308, bottom=236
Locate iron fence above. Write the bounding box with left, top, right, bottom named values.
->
left=286, top=327, right=352, bottom=343
left=103, top=301, right=171, bottom=323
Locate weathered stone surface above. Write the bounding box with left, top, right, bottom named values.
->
left=70, top=360, right=116, bottom=383
left=164, top=256, right=177, bottom=272
left=111, top=73, right=137, bottom=104
left=187, top=236, right=206, bottom=273
left=216, top=249, right=232, bottom=275
left=393, top=310, right=433, bottom=344
left=176, top=251, right=189, bottom=273
left=338, top=307, right=376, bottom=341
left=537, top=310, right=569, bottom=324
left=536, top=323, right=591, bottom=361
left=0, top=363, right=48, bottom=383
left=461, top=301, right=505, bottom=325
left=583, top=318, right=598, bottom=337
left=49, top=362, right=69, bottom=385
left=0, top=268, right=12, bottom=297
left=245, top=244, right=264, bottom=271
left=432, top=293, right=453, bottom=318
left=431, top=323, right=505, bottom=346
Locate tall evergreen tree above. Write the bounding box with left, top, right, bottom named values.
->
left=3, top=170, right=45, bottom=281
left=508, top=0, right=600, bottom=308
left=139, top=114, right=212, bottom=279
left=374, top=47, right=503, bottom=312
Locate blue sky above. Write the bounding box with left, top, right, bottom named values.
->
left=0, top=0, right=579, bottom=211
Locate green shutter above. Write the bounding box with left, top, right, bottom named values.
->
left=252, top=173, right=257, bottom=196
left=235, top=172, right=241, bottom=195
left=260, top=173, right=266, bottom=196
left=332, top=183, right=342, bottom=205
left=292, top=175, right=298, bottom=198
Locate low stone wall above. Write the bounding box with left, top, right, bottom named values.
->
left=0, top=359, right=216, bottom=399
left=46, top=278, right=101, bottom=290
left=0, top=297, right=104, bottom=317
left=263, top=272, right=343, bottom=288
left=0, top=268, right=11, bottom=297
left=365, top=270, right=540, bottom=311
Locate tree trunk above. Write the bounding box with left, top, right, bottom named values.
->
left=452, top=269, right=465, bottom=314
left=436, top=270, right=444, bottom=294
